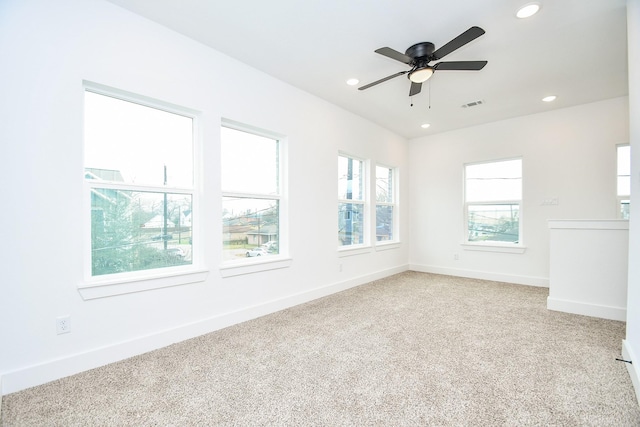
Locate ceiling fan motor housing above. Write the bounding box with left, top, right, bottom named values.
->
left=405, top=42, right=435, bottom=61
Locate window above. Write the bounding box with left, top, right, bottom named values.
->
left=465, top=158, right=522, bottom=245
left=221, top=125, right=282, bottom=263
left=338, top=154, right=366, bottom=247
left=375, top=165, right=396, bottom=242
left=84, top=88, right=195, bottom=280
left=617, top=144, right=630, bottom=219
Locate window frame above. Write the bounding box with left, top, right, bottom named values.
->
left=80, top=82, right=207, bottom=299
left=617, top=144, right=630, bottom=219
left=463, top=157, right=525, bottom=252
left=219, top=119, right=290, bottom=277
left=338, top=152, right=370, bottom=253
left=374, top=163, right=399, bottom=247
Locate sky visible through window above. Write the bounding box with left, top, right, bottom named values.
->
left=466, top=159, right=522, bottom=202
left=84, top=91, right=193, bottom=187
left=618, top=145, right=631, bottom=196
left=220, top=127, right=278, bottom=195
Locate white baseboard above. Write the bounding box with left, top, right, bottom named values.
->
left=547, top=296, right=627, bottom=321
left=622, top=339, right=640, bottom=406
left=1, top=265, right=409, bottom=396
left=409, top=264, right=549, bottom=287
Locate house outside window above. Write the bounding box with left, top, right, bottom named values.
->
left=375, top=165, right=397, bottom=242
left=338, top=154, right=366, bottom=247
left=617, top=144, right=630, bottom=219
left=84, top=88, right=195, bottom=278
left=465, top=158, right=522, bottom=244
left=221, top=124, right=282, bottom=262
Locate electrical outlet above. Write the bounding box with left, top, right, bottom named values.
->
left=453, top=253, right=459, bottom=261
left=56, top=316, right=71, bottom=335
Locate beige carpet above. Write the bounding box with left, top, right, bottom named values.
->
left=2, top=272, right=640, bottom=426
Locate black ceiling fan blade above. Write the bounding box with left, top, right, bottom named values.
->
left=432, top=26, right=485, bottom=60
left=358, top=71, right=408, bottom=91
left=374, top=47, right=412, bottom=64
left=434, top=60, right=488, bottom=71
left=409, top=82, right=422, bottom=96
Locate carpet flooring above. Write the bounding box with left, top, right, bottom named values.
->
left=2, top=272, right=640, bottom=426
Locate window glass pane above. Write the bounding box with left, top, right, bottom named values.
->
left=376, top=166, right=393, bottom=202
left=618, top=176, right=631, bottom=197
left=466, top=159, right=522, bottom=202
left=617, top=145, right=631, bottom=197
left=85, top=91, right=193, bottom=188
left=222, top=197, right=279, bottom=261
left=467, top=204, right=519, bottom=243
left=338, top=202, right=364, bottom=246
left=221, top=127, right=279, bottom=195
left=91, top=189, right=192, bottom=276
left=620, top=200, right=630, bottom=220
left=376, top=205, right=394, bottom=241
left=338, top=156, right=363, bottom=200
left=618, top=145, right=631, bottom=176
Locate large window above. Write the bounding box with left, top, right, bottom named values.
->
left=465, top=158, right=522, bottom=244
left=221, top=125, right=281, bottom=262
left=617, top=144, right=630, bottom=219
left=84, top=88, right=195, bottom=278
left=375, top=165, right=396, bottom=242
left=338, top=154, right=366, bottom=246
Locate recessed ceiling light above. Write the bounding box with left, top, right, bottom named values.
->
left=542, top=95, right=556, bottom=102
left=346, top=78, right=359, bottom=86
left=421, top=123, right=431, bottom=129
left=516, top=3, right=540, bottom=19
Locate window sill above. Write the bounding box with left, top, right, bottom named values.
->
left=78, top=268, right=209, bottom=300
left=220, top=256, right=293, bottom=277
left=461, top=243, right=527, bottom=254
left=375, top=241, right=401, bottom=251
left=338, top=245, right=373, bottom=257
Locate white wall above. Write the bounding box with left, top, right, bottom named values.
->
left=0, top=0, right=409, bottom=394
left=624, top=0, right=640, bottom=404
left=408, top=97, right=629, bottom=286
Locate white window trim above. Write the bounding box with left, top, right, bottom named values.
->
left=338, top=245, right=373, bottom=257
left=338, top=152, right=369, bottom=249
left=80, top=82, right=207, bottom=299
left=463, top=157, right=524, bottom=250
left=374, top=163, right=399, bottom=245
left=220, top=119, right=288, bottom=275
left=219, top=257, right=293, bottom=277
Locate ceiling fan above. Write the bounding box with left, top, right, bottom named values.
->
left=359, top=26, right=488, bottom=97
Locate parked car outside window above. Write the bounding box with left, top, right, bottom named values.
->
left=246, top=247, right=268, bottom=257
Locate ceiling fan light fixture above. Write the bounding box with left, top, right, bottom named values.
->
left=409, top=67, right=434, bottom=83
left=516, top=3, right=540, bottom=19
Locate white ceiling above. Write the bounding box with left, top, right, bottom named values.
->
left=105, top=0, right=629, bottom=139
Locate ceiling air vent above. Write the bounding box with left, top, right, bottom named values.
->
left=461, top=99, right=484, bottom=108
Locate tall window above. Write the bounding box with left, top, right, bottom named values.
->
left=338, top=154, right=366, bottom=246
left=221, top=125, right=281, bottom=262
left=465, top=158, right=522, bottom=244
left=617, top=144, right=630, bottom=219
left=84, top=89, right=194, bottom=277
left=376, top=165, right=396, bottom=242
